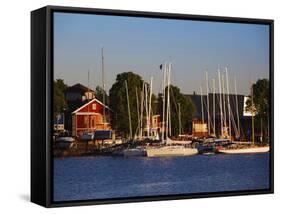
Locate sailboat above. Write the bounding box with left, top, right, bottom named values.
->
left=217, top=146, right=269, bottom=154
left=163, top=102, right=192, bottom=146
left=194, top=71, right=222, bottom=154
left=218, top=74, right=269, bottom=154
left=121, top=80, right=146, bottom=157
left=146, top=62, right=198, bottom=157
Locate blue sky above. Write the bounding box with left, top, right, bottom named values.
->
left=54, top=12, right=269, bottom=95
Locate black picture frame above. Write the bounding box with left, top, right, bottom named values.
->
left=31, top=5, right=274, bottom=208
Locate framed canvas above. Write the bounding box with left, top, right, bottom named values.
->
left=31, top=5, right=274, bottom=207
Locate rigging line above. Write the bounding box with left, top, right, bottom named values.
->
left=229, top=105, right=239, bottom=138
left=170, top=86, right=183, bottom=135
left=202, top=93, right=214, bottom=133
left=229, top=95, right=239, bottom=138
left=215, top=89, right=226, bottom=137
left=170, top=86, right=179, bottom=116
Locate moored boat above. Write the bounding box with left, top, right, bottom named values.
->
left=167, top=137, right=192, bottom=145
left=197, top=144, right=216, bottom=154
left=218, top=145, right=269, bottom=154
left=146, top=145, right=198, bottom=157
left=55, top=136, right=75, bottom=149
left=123, top=147, right=146, bottom=157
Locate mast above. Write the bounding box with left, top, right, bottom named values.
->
left=168, top=63, right=172, bottom=136
left=251, top=85, right=254, bottom=144
left=200, top=86, right=204, bottom=124
left=206, top=71, right=210, bottom=135
left=162, top=63, right=166, bottom=141
left=169, top=102, right=172, bottom=136
left=212, top=78, right=216, bottom=136
left=140, top=81, right=145, bottom=138
left=234, top=76, right=240, bottom=138
left=260, top=117, right=263, bottom=142
left=145, top=83, right=148, bottom=137
left=222, top=73, right=227, bottom=135
left=87, top=70, right=90, bottom=132
left=101, top=47, right=106, bottom=128
left=178, top=102, right=181, bottom=135
left=125, top=80, right=132, bottom=140
left=148, top=76, right=153, bottom=138
left=135, top=87, right=140, bottom=139
left=166, top=63, right=171, bottom=137
left=218, top=70, right=223, bottom=137
left=225, top=67, right=231, bottom=139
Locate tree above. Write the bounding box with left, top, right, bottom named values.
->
left=246, top=79, right=270, bottom=139
left=53, top=79, right=68, bottom=113
left=158, top=85, right=195, bottom=136
left=109, top=72, right=149, bottom=137
left=95, top=85, right=109, bottom=105
left=246, top=79, right=269, bottom=117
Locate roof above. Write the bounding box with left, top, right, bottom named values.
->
left=72, top=98, right=113, bottom=114
left=66, top=83, right=94, bottom=93
left=66, top=100, right=88, bottom=113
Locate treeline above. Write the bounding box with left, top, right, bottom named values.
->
left=54, top=79, right=68, bottom=114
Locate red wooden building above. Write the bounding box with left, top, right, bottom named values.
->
left=71, top=98, right=112, bottom=136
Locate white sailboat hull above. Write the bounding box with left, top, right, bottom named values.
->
left=146, top=146, right=198, bottom=157
left=168, top=140, right=192, bottom=145
left=218, top=146, right=269, bottom=154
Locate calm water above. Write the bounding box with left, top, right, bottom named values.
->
left=53, top=153, right=269, bottom=201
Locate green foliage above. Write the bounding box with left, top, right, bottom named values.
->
left=109, top=72, right=147, bottom=137
left=53, top=79, right=68, bottom=113
left=246, top=79, right=269, bottom=118
left=246, top=79, right=270, bottom=136
left=95, top=85, right=109, bottom=105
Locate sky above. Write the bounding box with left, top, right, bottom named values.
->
left=54, top=12, right=270, bottom=96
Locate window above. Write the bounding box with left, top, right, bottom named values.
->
left=84, top=116, right=88, bottom=126
left=92, top=103, right=96, bottom=110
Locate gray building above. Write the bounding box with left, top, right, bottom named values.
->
left=185, top=92, right=252, bottom=139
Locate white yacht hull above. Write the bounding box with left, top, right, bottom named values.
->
left=146, top=146, right=198, bottom=157
left=218, top=146, right=269, bottom=154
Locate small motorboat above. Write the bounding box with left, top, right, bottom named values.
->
left=55, top=136, right=75, bottom=149
left=123, top=147, right=146, bottom=157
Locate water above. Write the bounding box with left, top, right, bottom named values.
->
left=53, top=153, right=269, bottom=201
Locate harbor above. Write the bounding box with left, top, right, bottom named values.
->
left=53, top=59, right=270, bottom=158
